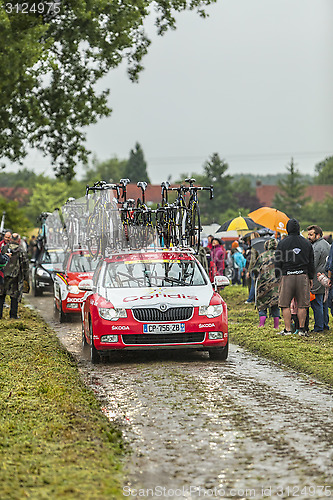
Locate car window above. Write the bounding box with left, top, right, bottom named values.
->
left=103, top=259, right=207, bottom=288
left=40, top=251, right=65, bottom=264
left=69, top=254, right=99, bottom=273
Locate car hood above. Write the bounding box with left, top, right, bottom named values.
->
left=67, top=272, right=94, bottom=283
left=102, top=285, right=214, bottom=308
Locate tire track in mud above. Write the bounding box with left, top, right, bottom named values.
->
left=26, top=295, right=333, bottom=498
left=88, top=352, right=332, bottom=496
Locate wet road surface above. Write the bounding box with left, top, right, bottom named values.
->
left=25, top=293, right=333, bottom=499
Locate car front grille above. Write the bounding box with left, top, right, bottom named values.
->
left=122, top=332, right=205, bottom=345
left=132, top=306, right=193, bottom=322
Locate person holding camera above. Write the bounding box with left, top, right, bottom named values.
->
left=0, top=233, right=29, bottom=319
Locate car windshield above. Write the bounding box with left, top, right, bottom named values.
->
left=103, top=258, right=207, bottom=288
left=41, top=250, right=65, bottom=264
left=69, top=253, right=99, bottom=273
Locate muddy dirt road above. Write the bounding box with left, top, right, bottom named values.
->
left=26, top=293, right=333, bottom=499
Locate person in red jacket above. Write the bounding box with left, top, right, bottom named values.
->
left=0, top=231, right=12, bottom=249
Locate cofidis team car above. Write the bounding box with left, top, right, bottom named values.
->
left=30, top=248, right=66, bottom=296
left=80, top=250, right=229, bottom=363
left=53, top=250, right=99, bottom=322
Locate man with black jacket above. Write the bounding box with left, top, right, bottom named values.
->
left=274, top=219, right=315, bottom=335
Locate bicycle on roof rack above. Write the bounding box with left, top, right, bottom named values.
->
left=185, top=177, right=213, bottom=253
left=57, top=178, right=214, bottom=256
left=36, top=212, right=52, bottom=252
left=85, top=181, right=122, bottom=258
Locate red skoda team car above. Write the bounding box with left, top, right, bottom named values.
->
left=79, top=250, right=229, bottom=363
left=53, top=250, right=99, bottom=322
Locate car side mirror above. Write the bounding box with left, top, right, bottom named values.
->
left=213, top=275, right=230, bottom=291
left=30, top=258, right=36, bottom=264
left=78, top=279, right=94, bottom=291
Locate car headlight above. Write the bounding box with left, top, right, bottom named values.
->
left=67, top=285, right=80, bottom=294
left=199, top=304, right=223, bottom=318
left=98, top=307, right=127, bottom=321
left=36, top=268, right=50, bottom=277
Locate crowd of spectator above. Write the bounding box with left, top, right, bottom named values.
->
left=200, top=220, right=333, bottom=336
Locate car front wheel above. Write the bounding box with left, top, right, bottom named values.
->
left=58, top=301, right=69, bottom=323
left=33, top=280, right=42, bottom=296
left=89, top=320, right=100, bottom=364
left=209, top=339, right=229, bottom=361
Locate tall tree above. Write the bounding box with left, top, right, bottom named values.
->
left=0, top=198, right=32, bottom=235
left=124, top=143, right=150, bottom=183
left=0, top=0, right=216, bottom=181
left=273, top=158, right=309, bottom=219
left=82, top=156, right=127, bottom=185
left=197, top=153, right=235, bottom=223
left=231, top=176, right=261, bottom=212
left=26, top=182, right=71, bottom=223
left=314, top=156, right=333, bottom=184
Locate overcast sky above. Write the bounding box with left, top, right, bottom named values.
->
left=17, top=0, right=333, bottom=183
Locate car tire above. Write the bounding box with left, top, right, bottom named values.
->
left=82, top=322, right=88, bottom=348
left=58, top=301, right=69, bottom=323
left=33, top=280, right=42, bottom=296
left=89, top=320, right=100, bottom=364
left=209, top=339, right=229, bottom=361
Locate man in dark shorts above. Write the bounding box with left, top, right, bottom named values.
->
left=274, top=219, right=315, bottom=335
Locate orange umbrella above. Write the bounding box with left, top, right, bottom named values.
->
left=247, top=207, right=290, bottom=235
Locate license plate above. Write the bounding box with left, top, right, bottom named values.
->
left=143, top=323, right=185, bottom=334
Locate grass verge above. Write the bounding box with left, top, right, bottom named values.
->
left=223, top=285, right=333, bottom=386
left=0, top=305, right=125, bottom=499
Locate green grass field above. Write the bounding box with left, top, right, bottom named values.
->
left=0, top=306, right=125, bottom=499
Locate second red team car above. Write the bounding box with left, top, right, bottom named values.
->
left=79, top=249, right=230, bottom=363
left=53, top=249, right=99, bottom=322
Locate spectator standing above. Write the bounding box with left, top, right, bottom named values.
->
left=231, top=248, right=246, bottom=285
left=0, top=233, right=29, bottom=319
left=210, top=238, right=226, bottom=280
left=207, top=235, right=214, bottom=251
left=307, top=225, right=331, bottom=332
left=0, top=249, right=11, bottom=289
left=274, top=219, right=314, bottom=336
left=245, top=234, right=260, bottom=303
left=326, top=242, right=333, bottom=318
left=253, top=239, right=280, bottom=329
left=28, top=235, right=38, bottom=258
left=0, top=231, right=12, bottom=249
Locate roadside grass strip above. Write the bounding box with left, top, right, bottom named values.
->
left=0, top=306, right=125, bottom=499
left=224, top=286, right=333, bottom=386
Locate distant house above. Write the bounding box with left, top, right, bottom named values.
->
left=0, top=187, right=30, bottom=206
left=256, top=184, right=333, bottom=207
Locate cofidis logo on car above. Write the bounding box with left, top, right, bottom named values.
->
left=123, top=288, right=199, bottom=303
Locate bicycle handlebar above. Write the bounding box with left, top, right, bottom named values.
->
left=137, top=181, right=147, bottom=191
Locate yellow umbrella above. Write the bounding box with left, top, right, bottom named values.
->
left=248, top=207, right=289, bottom=234
left=217, top=216, right=266, bottom=233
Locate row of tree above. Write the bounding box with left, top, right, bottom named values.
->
left=0, top=145, right=332, bottom=234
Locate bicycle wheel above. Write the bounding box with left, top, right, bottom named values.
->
left=67, top=218, right=76, bottom=251
left=87, top=213, right=101, bottom=257
left=189, top=203, right=201, bottom=253
left=175, top=204, right=187, bottom=248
